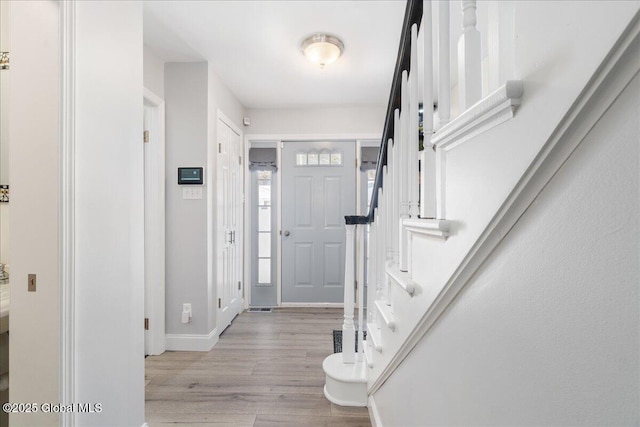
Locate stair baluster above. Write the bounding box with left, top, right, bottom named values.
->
left=458, top=0, right=482, bottom=110
left=408, top=23, right=420, bottom=220
left=392, top=109, right=401, bottom=264
left=438, top=0, right=451, bottom=125
left=399, top=70, right=410, bottom=272
left=421, top=0, right=437, bottom=219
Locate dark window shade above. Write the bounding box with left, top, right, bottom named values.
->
left=249, top=147, right=277, bottom=171
left=360, top=146, right=379, bottom=171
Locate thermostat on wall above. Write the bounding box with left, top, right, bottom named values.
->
left=178, top=167, right=204, bottom=185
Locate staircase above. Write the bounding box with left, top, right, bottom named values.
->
left=322, top=0, right=524, bottom=404
left=323, top=0, right=524, bottom=406
left=324, top=0, right=640, bottom=414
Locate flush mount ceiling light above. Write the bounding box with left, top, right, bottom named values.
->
left=301, top=33, right=344, bottom=68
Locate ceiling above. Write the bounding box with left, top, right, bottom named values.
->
left=143, top=1, right=406, bottom=109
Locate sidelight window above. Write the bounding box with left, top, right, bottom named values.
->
left=257, top=170, right=272, bottom=286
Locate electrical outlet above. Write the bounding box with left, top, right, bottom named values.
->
left=181, top=303, right=192, bottom=324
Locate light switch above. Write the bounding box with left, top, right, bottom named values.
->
left=28, top=274, right=36, bottom=292
left=183, top=187, right=203, bottom=200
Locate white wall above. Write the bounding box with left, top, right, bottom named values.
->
left=367, top=1, right=640, bottom=425
left=144, top=45, right=165, bottom=99
left=9, top=2, right=60, bottom=425
left=373, top=72, right=639, bottom=426
left=74, top=2, right=145, bottom=425
left=165, top=62, right=210, bottom=337
left=164, top=62, right=245, bottom=346
left=245, top=105, right=385, bottom=136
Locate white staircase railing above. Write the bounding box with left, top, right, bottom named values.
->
left=324, top=0, right=523, bottom=407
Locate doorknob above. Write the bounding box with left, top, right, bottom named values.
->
left=283, top=230, right=290, bottom=237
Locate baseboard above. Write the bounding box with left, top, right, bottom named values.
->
left=368, top=395, right=383, bottom=427
left=165, top=328, right=218, bottom=352
left=141, top=423, right=149, bottom=427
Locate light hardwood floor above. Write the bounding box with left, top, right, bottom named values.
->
left=145, top=308, right=372, bottom=427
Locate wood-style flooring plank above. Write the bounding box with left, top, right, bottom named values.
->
left=145, top=413, right=256, bottom=427
left=254, top=414, right=371, bottom=427
left=146, top=374, right=324, bottom=395
left=145, top=308, right=370, bottom=427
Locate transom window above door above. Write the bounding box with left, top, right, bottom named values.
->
left=296, top=149, right=343, bottom=167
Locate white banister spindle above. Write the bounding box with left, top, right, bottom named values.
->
left=421, top=147, right=437, bottom=219
left=422, top=4, right=434, bottom=138
left=378, top=186, right=390, bottom=304
left=367, top=221, right=376, bottom=324
left=384, top=162, right=393, bottom=301
left=421, top=0, right=436, bottom=219
left=342, top=223, right=356, bottom=364
left=392, top=110, right=400, bottom=264
left=356, top=223, right=365, bottom=361
left=384, top=155, right=393, bottom=262
left=436, top=149, right=446, bottom=219
left=438, top=0, right=451, bottom=125
left=458, top=0, right=482, bottom=111
left=399, top=71, right=409, bottom=272
left=408, top=24, right=420, bottom=219
left=376, top=189, right=385, bottom=301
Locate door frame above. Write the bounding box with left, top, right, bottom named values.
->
left=143, top=87, right=166, bottom=356
left=244, top=133, right=380, bottom=308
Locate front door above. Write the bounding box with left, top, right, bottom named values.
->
left=281, top=140, right=356, bottom=303
left=217, top=115, right=243, bottom=330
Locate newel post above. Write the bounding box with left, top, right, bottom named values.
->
left=342, top=219, right=356, bottom=364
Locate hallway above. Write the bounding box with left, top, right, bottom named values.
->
left=145, top=308, right=371, bottom=426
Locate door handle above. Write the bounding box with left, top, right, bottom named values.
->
left=231, top=231, right=236, bottom=244
left=283, top=230, right=290, bottom=237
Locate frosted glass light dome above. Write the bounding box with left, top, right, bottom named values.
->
left=301, top=34, right=344, bottom=67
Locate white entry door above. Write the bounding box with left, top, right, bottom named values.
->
left=281, top=140, right=356, bottom=303
left=217, top=114, right=243, bottom=330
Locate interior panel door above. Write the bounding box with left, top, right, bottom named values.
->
left=217, top=116, right=243, bottom=329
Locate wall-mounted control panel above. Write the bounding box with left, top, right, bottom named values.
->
left=177, top=167, right=204, bottom=185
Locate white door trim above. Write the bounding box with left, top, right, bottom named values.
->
left=244, top=133, right=381, bottom=308
left=60, top=2, right=76, bottom=425
left=242, top=138, right=252, bottom=309
left=143, top=87, right=166, bottom=355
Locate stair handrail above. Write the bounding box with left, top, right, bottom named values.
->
left=364, top=0, right=423, bottom=224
